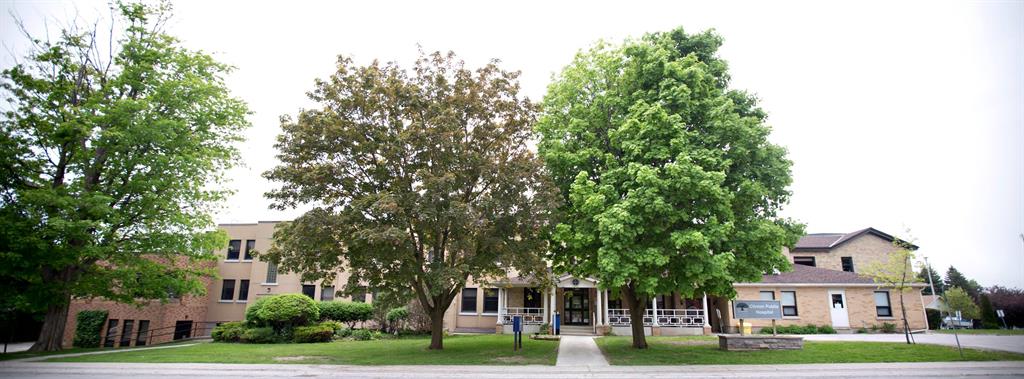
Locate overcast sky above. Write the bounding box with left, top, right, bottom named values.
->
left=2, top=0, right=1022, bottom=288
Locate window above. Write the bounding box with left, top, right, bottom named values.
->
left=874, top=291, right=892, bottom=317
left=302, top=284, right=316, bottom=299
left=120, top=320, right=134, bottom=347
left=103, top=319, right=119, bottom=347
left=220, top=280, right=236, bottom=301
left=608, top=295, right=623, bottom=310
left=759, top=291, right=775, bottom=300
left=461, top=288, right=478, bottom=313
left=136, top=320, right=150, bottom=346
left=781, top=291, right=798, bottom=316
left=841, top=257, right=855, bottom=272
left=173, top=320, right=192, bottom=340
left=524, top=288, right=542, bottom=308
left=655, top=294, right=668, bottom=309
left=321, top=285, right=334, bottom=301
left=226, top=240, right=241, bottom=260
left=353, top=286, right=368, bottom=302
left=483, top=288, right=499, bottom=314
left=265, top=262, right=278, bottom=284
left=793, top=256, right=816, bottom=267
left=238, top=280, right=249, bottom=301
left=243, top=240, right=256, bottom=260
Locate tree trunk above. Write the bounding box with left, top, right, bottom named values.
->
left=428, top=306, right=445, bottom=350
left=621, top=285, right=648, bottom=349
left=30, top=300, right=70, bottom=352
left=899, top=290, right=912, bottom=344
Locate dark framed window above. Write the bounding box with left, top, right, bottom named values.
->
left=874, top=291, right=892, bottom=317
left=302, top=284, right=316, bottom=299
left=220, top=280, right=236, bottom=301
left=781, top=291, right=798, bottom=316
left=759, top=291, right=775, bottom=300
left=524, top=288, right=542, bottom=308
left=353, top=286, right=368, bottom=302
left=243, top=240, right=256, bottom=260
left=793, top=256, right=816, bottom=267
left=841, top=257, right=855, bottom=272
left=120, top=320, right=134, bottom=347
left=173, top=320, right=192, bottom=340
left=608, top=294, right=623, bottom=310
left=483, top=288, right=499, bottom=314
left=655, top=294, right=668, bottom=309
left=321, top=285, right=334, bottom=301
left=238, top=280, right=250, bottom=301
left=226, top=240, right=241, bottom=260
left=136, top=320, right=150, bottom=346
left=461, top=288, right=477, bottom=313
left=103, top=319, right=119, bottom=347
left=265, top=262, right=278, bottom=284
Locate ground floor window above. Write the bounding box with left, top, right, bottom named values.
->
left=321, top=285, right=334, bottom=301
left=103, top=319, right=119, bottom=347
left=759, top=290, right=775, bottom=300
left=524, top=288, right=542, bottom=308
left=136, top=320, right=150, bottom=346
left=301, top=284, right=316, bottom=299
left=874, top=291, right=892, bottom=317
left=461, top=288, right=477, bottom=313
left=173, top=320, right=193, bottom=340
left=119, top=320, right=134, bottom=347
left=483, top=288, right=499, bottom=314
left=220, top=279, right=236, bottom=301
left=781, top=291, right=798, bottom=316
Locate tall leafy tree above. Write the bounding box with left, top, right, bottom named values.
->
left=941, top=286, right=980, bottom=320
left=979, top=294, right=999, bottom=329
left=0, top=2, right=249, bottom=351
left=262, top=51, right=560, bottom=350
left=916, top=262, right=944, bottom=295
left=536, top=28, right=801, bottom=349
left=944, top=266, right=981, bottom=300
left=986, top=286, right=1024, bottom=327
left=862, top=237, right=920, bottom=344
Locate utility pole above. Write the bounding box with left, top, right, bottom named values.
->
left=924, top=256, right=937, bottom=297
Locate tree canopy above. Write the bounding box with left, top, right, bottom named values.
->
left=944, top=266, right=981, bottom=300
left=0, top=2, right=249, bottom=351
left=261, top=50, right=560, bottom=349
left=916, top=262, right=945, bottom=295
left=536, top=27, right=802, bottom=348
left=942, top=287, right=980, bottom=320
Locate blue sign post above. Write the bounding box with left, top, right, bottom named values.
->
left=512, top=315, right=523, bottom=351
left=554, top=312, right=561, bottom=335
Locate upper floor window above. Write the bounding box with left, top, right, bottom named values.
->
left=243, top=240, right=256, bottom=261
left=301, top=284, right=316, bottom=299
left=793, top=256, right=816, bottom=267
left=874, top=291, right=892, bottom=317
left=483, top=288, right=499, bottom=314
left=841, top=257, right=855, bottom=272
left=321, top=285, right=334, bottom=301
left=461, top=288, right=477, bottom=313
left=265, top=262, right=278, bottom=284
left=226, top=240, right=241, bottom=260
left=759, top=291, right=775, bottom=300
left=220, top=279, right=236, bottom=301
left=781, top=291, right=798, bottom=316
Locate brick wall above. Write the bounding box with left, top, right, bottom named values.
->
left=727, top=286, right=926, bottom=332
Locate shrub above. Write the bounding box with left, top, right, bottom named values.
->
left=211, top=321, right=247, bottom=342
left=73, top=310, right=108, bottom=348
left=336, top=327, right=352, bottom=338
left=241, top=327, right=278, bottom=343
left=293, top=323, right=336, bottom=343
left=856, top=327, right=868, bottom=334
left=880, top=322, right=897, bottom=333
left=351, top=329, right=381, bottom=341
left=320, top=301, right=374, bottom=328
left=817, top=325, right=837, bottom=334
left=320, top=320, right=344, bottom=333
left=255, top=294, right=320, bottom=330
left=386, top=307, right=409, bottom=323
left=537, top=323, right=550, bottom=335
left=245, top=296, right=272, bottom=326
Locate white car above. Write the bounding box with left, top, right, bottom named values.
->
left=942, top=316, right=973, bottom=329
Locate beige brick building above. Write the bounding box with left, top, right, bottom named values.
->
left=63, top=224, right=927, bottom=347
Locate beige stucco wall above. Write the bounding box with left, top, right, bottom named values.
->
left=727, top=286, right=927, bottom=332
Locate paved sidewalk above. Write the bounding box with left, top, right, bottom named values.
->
left=802, top=333, right=1024, bottom=354
left=555, top=336, right=609, bottom=367
left=2, top=361, right=1023, bottom=378
left=2, top=343, right=200, bottom=363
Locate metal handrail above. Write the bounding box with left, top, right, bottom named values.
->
left=103, top=320, right=228, bottom=348
left=606, top=308, right=705, bottom=327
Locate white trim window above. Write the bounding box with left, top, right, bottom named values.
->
left=483, top=288, right=499, bottom=314
left=460, top=288, right=478, bottom=314
left=264, top=262, right=278, bottom=284
left=225, top=240, right=241, bottom=261
left=874, top=291, right=893, bottom=317
left=781, top=291, right=798, bottom=316
left=759, top=290, right=775, bottom=300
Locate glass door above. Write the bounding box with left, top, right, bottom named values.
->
left=564, top=289, right=591, bottom=325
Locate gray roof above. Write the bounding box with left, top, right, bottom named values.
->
left=759, top=264, right=876, bottom=284
left=793, top=227, right=918, bottom=251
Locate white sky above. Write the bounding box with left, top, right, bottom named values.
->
left=2, top=0, right=1022, bottom=288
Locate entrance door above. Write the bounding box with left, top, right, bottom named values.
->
left=828, top=290, right=850, bottom=328
left=173, top=320, right=193, bottom=340
left=564, top=289, right=591, bottom=325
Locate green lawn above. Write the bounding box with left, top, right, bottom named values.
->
left=0, top=347, right=99, bottom=362
left=933, top=329, right=1024, bottom=336
left=596, top=336, right=1024, bottom=365
left=48, top=334, right=558, bottom=365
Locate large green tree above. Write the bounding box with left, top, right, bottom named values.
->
left=916, top=262, right=944, bottom=295
left=0, top=2, right=249, bottom=351
left=536, top=28, right=801, bottom=348
left=944, top=266, right=981, bottom=300
left=262, top=51, right=560, bottom=350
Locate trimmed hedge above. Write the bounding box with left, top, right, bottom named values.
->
left=211, top=321, right=247, bottom=342
left=759, top=324, right=837, bottom=335
left=293, top=323, right=336, bottom=343
left=253, top=294, right=319, bottom=330
left=73, top=310, right=109, bottom=348
left=241, top=327, right=278, bottom=343
left=386, top=307, right=409, bottom=323
left=319, top=301, right=374, bottom=328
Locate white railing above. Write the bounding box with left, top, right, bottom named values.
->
left=607, top=308, right=705, bottom=327
left=500, top=307, right=545, bottom=325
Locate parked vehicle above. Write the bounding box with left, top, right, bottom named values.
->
left=942, top=316, right=973, bottom=329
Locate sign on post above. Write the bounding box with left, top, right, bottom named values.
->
left=733, top=300, right=783, bottom=336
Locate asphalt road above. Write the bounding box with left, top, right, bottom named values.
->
left=1, top=362, right=1023, bottom=378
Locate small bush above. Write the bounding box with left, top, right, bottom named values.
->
left=386, top=307, right=409, bottom=323
left=320, top=301, right=374, bottom=328
left=256, top=294, right=320, bottom=330
left=211, top=321, right=247, bottom=342
left=293, top=323, right=336, bottom=343
left=537, top=323, right=550, bottom=335
left=73, top=310, right=108, bottom=348
left=245, top=296, right=271, bottom=326
left=880, top=322, right=897, bottom=334
left=336, top=327, right=352, bottom=338
left=351, top=329, right=381, bottom=341
left=856, top=327, right=868, bottom=334
left=759, top=324, right=836, bottom=335
left=817, top=325, right=837, bottom=334
left=320, top=320, right=344, bottom=333
left=241, top=327, right=278, bottom=344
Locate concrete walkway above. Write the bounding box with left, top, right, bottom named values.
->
left=2, top=342, right=34, bottom=354
left=3, top=343, right=200, bottom=363
left=555, top=336, right=609, bottom=367
left=802, top=333, right=1024, bottom=354
left=2, top=361, right=1023, bottom=378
